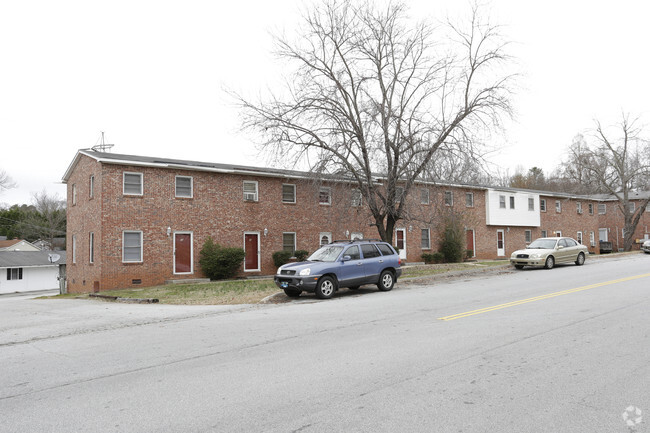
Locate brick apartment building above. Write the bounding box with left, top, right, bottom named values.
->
left=62, top=150, right=650, bottom=293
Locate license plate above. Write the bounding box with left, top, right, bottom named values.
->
left=280, top=282, right=288, bottom=288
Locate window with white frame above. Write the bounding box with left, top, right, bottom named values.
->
left=577, top=231, right=583, bottom=244
left=598, top=203, right=606, bottom=214
left=628, top=202, right=636, bottom=213
left=319, top=187, right=331, bottom=205
left=444, top=191, right=453, bottom=206
left=282, top=232, right=296, bottom=254
left=72, top=235, right=77, bottom=264
left=319, top=232, right=332, bottom=246
left=590, top=231, right=595, bottom=246
left=555, top=201, right=562, bottom=213
left=499, top=195, right=506, bottom=209
left=588, top=203, right=594, bottom=215
left=243, top=181, right=258, bottom=201
left=577, top=202, right=583, bottom=214
left=528, top=198, right=534, bottom=211
left=6, top=268, right=23, bottom=280
left=282, top=184, right=296, bottom=203
left=123, top=172, right=143, bottom=195
left=540, top=199, right=546, bottom=212
left=351, top=232, right=363, bottom=240
left=123, top=231, right=143, bottom=262
left=175, top=176, right=193, bottom=198
left=421, top=189, right=430, bottom=205
left=395, top=187, right=404, bottom=203
left=72, top=184, right=77, bottom=206
left=89, top=175, right=94, bottom=199
left=351, top=189, right=362, bottom=207
left=421, top=228, right=431, bottom=249
left=646, top=203, right=650, bottom=212
left=89, top=232, right=94, bottom=264
left=466, top=192, right=474, bottom=207
left=509, top=196, right=515, bottom=209
left=525, top=230, right=532, bottom=243
left=541, top=230, right=548, bottom=237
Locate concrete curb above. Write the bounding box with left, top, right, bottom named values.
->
left=88, top=293, right=159, bottom=304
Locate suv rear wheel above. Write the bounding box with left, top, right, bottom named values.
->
left=377, top=270, right=394, bottom=291
left=315, top=276, right=336, bottom=299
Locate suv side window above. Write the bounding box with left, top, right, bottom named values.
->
left=376, top=244, right=396, bottom=256
left=360, top=244, right=381, bottom=258
left=344, top=246, right=360, bottom=260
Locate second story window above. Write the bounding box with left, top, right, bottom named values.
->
left=123, top=172, right=143, bottom=195
left=89, top=175, right=94, bottom=199
left=243, top=181, right=258, bottom=202
left=499, top=195, right=506, bottom=209
left=528, top=198, right=534, bottom=211
left=598, top=203, right=606, bottom=214
left=175, top=176, right=193, bottom=198
left=72, top=184, right=77, bottom=206
left=509, top=196, right=515, bottom=209
left=351, top=189, right=362, bottom=207
left=282, top=184, right=296, bottom=203
left=577, top=202, right=583, bottom=214
left=556, top=201, right=562, bottom=213
left=588, top=203, right=594, bottom=215
left=319, top=187, right=331, bottom=205
left=421, top=189, right=430, bottom=205
left=395, top=187, right=404, bottom=203
left=444, top=191, right=453, bottom=206
left=466, top=192, right=474, bottom=207
left=540, top=199, right=547, bottom=212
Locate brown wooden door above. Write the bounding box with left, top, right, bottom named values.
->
left=245, top=233, right=259, bottom=271
left=174, top=233, right=192, bottom=273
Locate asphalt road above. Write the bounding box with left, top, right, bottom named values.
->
left=1, top=254, right=649, bottom=433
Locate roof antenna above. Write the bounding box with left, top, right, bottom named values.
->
left=91, top=131, right=114, bottom=153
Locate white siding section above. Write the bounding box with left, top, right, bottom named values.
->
left=0, top=266, right=60, bottom=294
left=485, top=189, right=541, bottom=227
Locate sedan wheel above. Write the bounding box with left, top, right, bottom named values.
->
left=544, top=255, right=555, bottom=269
left=315, top=276, right=336, bottom=299
left=377, top=270, right=394, bottom=291
left=575, top=252, right=585, bottom=266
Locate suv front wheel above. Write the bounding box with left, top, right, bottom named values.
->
left=315, top=276, right=336, bottom=299
left=377, top=270, right=394, bottom=291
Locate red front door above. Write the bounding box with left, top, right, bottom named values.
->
left=466, top=229, right=475, bottom=257
left=174, top=233, right=192, bottom=273
left=244, top=233, right=259, bottom=271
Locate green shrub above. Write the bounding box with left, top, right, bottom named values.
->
left=272, top=250, right=293, bottom=267
left=294, top=250, right=309, bottom=262
left=432, top=252, right=444, bottom=263
left=421, top=253, right=434, bottom=264
left=199, top=237, right=246, bottom=280
left=440, top=223, right=465, bottom=263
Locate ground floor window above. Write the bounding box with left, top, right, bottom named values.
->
left=123, top=231, right=143, bottom=262
left=320, top=232, right=332, bottom=246
left=541, top=230, right=547, bottom=237
left=7, top=268, right=23, bottom=280
left=589, top=231, right=595, bottom=247
left=525, top=230, right=532, bottom=243
left=283, top=232, right=296, bottom=254
left=577, top=231, right=583, bottom=244
left=421, top=228, right=431, bottom=249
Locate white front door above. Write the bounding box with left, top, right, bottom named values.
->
left=396, top=228, right=406, bottom=260
left=496, top=229, right=505, bottom=256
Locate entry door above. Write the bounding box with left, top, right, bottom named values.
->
left=174, top=233, right=193, bottom=274
left=396, top=229, right=406, bottom=260
left=496, top=229, right=505, bottom=256
left=466, top=229, right=475, bottom=258
left=244, top=233, right=260, bottom=271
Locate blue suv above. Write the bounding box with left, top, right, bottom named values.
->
left=274, top=239, right=402, bottom=299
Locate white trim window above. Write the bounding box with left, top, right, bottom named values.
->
left=421, top=228, right=431, bottom=250
left=628, top=202, right=636, bottom=213
left=351, top=189, right=362, bottom=207
left=320, top=232, right=332, bottom=246
left=540, top=199, right=547, bottom=212
left=72, top=235, right=77, bottom=264
left=509, top=196, right=515, bottom=209
left=466, top=192, right=474, bottom=207
left=123, top=231, right=143, bottom=263
left=555, top=201, right=562, bottom=213
left=282, top=184, right=296, bottom=203
left=351, top=232, right=363, bottom=241
left=319, top=187, right=331, bottom=205
left=525, top=230, right=532, bottom=243
left=499, top=195, right=506, bottom=209
left=528, top=198, right=534, bottom=211
left=577, top=231, right=583, bottom=244
left=72, top=184, right=77, bottom=206
left=175, top=176, right=193, bottom=198
left=243, top=181, right=258, bottom=201
left=282, top=232, right=296, bottom=254
left=89, top=175, right=94, bottom=199
left=395, top=187, right=404, bottom=203
left=421, top=189, right=430, bottom=205
left=598, top=203, right=606, bottom=214
left=89, top=232, right=94, bottom=264
left=6, top=268, right=23, bottom=280
left=444, top=191, right=453, bottom=206
left=577, top=202, right=583, bottom=214
left=541, top=230, right=548, bottom=238
left=588, top=203, right=594, bottom=215
left=589, top=231, right=596, bottom=247
left=123, top=172, right=143, bottom=195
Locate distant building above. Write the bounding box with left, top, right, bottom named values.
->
left=0, top=251, right=66, bottom=294
left=0, top=239, right=40, bottom=252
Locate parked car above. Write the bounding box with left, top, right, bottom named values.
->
left=510, top=237, right=588, bottom=270
left=274, top=239, right=402, bottom=299
left=642, top=239, right=650, bottom=254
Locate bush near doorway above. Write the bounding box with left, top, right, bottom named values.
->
left=199, top=237, right=245, bottom=280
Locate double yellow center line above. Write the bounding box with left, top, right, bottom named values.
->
left=438, top=273, right=650, bottom=321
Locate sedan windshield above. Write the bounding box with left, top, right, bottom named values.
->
left=308, top=245, right=344, bottom=262
left=527, top=239, right=558, bottom=249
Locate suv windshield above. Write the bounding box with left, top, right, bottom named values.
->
left=308, top=245, right=344, bottom=262
left=527, top=239, right=558, bottom=249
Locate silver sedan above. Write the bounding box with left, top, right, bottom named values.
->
left=510, top=237, right=589, bottom=269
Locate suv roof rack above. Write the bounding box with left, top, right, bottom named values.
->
left=330, top=239, right=384, bottom=244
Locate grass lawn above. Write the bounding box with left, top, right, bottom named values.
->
left=50, top=260, right=510, bottom=305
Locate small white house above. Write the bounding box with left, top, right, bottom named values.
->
left=0, top=251, right=66, bottom=294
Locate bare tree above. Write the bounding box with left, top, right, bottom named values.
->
left=18, top=190, right=66, bottom=246
left=0, top=169, right=16, bottom=194
left=235, top=0, right=514, bottom=242
left=564, top=115, right=650, bottom=251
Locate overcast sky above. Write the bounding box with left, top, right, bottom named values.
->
left=1, top=0, right=648, bottom=207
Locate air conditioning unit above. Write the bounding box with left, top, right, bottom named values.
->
left=577, top=210, right=583, bottom=214
left=244, top=193, right=256, bottom=201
